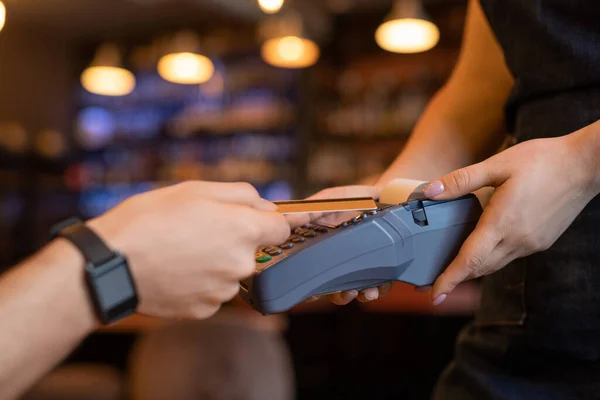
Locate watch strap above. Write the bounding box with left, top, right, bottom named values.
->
left=51, top=219, right=115, bottom=266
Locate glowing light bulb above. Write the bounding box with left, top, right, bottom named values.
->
left=258, top=0, right=284, bottom=14
left=157, top=52, right=215, bottom=84
left=81, top=44, right=136, bottom=96
left=81, top=66, right=136, bottom=96
left=375, top=18, right=439, bottom=54
left=0, top=1, right=6, bottom=33
left=261, top=36, right=320, bottom=69
left=277, top=36, right=304, bottom=61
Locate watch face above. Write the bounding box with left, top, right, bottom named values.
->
left=95, top=265, right=136, bottom=309
left=86, top=255, right=138, bottom=324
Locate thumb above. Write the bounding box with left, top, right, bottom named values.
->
left=285, top=213, right=313, bottom=229
left=422, top=160, right=506, bottom=201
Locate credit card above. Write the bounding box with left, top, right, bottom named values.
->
left=274, top=197, right=378, bottom=214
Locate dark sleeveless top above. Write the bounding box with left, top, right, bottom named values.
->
left=484, top=0, right=600, bottom=137
left=432, top=2, right=600, bottom=399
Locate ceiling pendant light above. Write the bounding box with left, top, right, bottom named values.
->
left=375, top=0, right=440, bottom=54
left=157, top=31, right=215, bottom=85
left=258, top=0, right=284, bottom=14
left=259, top=11, right=320, bottom=69
left=261, top=36, right=320, bottom=69
left=81, top=44, right=136, bottom=96
left=0, top=1, right=6, bottom=33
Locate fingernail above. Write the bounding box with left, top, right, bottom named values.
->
left=364, top=290, right=378, bottom=301
left=343, top=290, right=358, bottom=300
left=432, top=293, right=447, bottom=306
left=423, top=181, right=445, bottom=198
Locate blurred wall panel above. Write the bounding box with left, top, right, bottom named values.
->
left=0, top=25, right=74, bottom=135
left=0, top=24, right=76, bottom=268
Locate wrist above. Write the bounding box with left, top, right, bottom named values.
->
left=567, top=121, right=600, bottom=195
left=55, top=218, right=140, bottom=324
left=34, top=240, right=98, bottom=333
left=86, top=215, right=145, bottom=294
left=87, top=216, right=131, bottom=255
left=87, top=216, right=142, bottom=281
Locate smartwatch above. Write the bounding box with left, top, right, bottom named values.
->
left=50, top=218, right=138, bottom=325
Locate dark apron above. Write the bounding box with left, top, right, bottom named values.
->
left=433, top=1, right=600, bottom=399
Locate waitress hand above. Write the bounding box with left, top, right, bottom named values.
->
left=423, top=128, right=600, bottom=305
left=286, top=185, right=394, bottom=305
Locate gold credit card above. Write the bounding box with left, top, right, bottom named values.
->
left=274, top=197, right=378, bottom=215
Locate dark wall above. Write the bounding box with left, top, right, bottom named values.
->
left=0, top=24, right=74, bottom=135
left=0, top=24, right=76, bottom=268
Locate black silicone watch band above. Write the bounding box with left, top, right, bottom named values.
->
left=52, top=219, right=116, bottom=266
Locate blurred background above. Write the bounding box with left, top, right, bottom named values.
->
left=0, top=0, right=481, bottom=399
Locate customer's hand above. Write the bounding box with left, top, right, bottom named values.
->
left=422, top=128, right=600, bottom=305
left=287, top=185, right=394, bottom=305
left=88, top=182, right=291, bottom=319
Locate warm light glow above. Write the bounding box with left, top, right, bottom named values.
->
left=261, top=36, right=320, bottom=69
left=0, top=122, right=28, bottom=154
left=258, top=0, right=284, bottom=14
left=0, top=1, right=6, bottom=33
left=35, top=129, right=67, bottom=159
left=375, top=18, right=439, bottom=54
left=158, top=52, right=215, bottom=85
left=81, top=66, right=136, bottom=96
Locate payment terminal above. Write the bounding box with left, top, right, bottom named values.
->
left=239, top=180, right=484, bottom=315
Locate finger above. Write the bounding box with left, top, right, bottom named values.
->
left=245, top=210, right=291, bottom=246
left=330, top=290, right=358, bottom=306
left=285, top=213, right=316, bottom=229
left=357, top=287, right=379, bottom=303
left=422, top=160, right=509, bottom=201
left=431, top=223, right=501, bottom=305
left=484, top=248, right=519, bottom=276
left=308, top=185, right=380, bottom=201
left=377, top=282, right=394, bottom=298
left=304, top=296, right=320, bottom=303
left=189, top=181, right=277, bottom=211
left=250, top=199, right=279, bottom=212
left=308, top=185, right=380, bottom=224
left=286, top=211, right=348, bottom=228
left=463, top=241, right=512, bottom=281
left=284, top=186, right=380, bottom=228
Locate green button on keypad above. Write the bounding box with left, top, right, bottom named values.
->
left=256, top=253, right=272, bottom=263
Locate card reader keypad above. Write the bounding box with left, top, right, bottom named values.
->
left=253, top=201, right=447, bottom=268
left=255, top=253, right=271, bottom=263
left=264, top=246, right=283, bottom=256
left=254, top=211, right=377, bottom=266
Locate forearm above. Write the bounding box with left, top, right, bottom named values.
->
left=376, top=83, right=507, bottom=188
left=569, top=119, right=600, bottom=192
left=375, top=0, right=514, bottom=189
left=0, top=240, right=97, bottom=400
